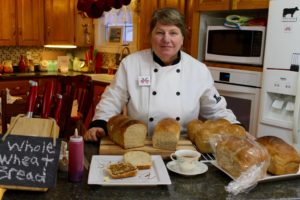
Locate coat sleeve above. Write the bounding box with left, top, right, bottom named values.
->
left=92, top=62, right=129, bottom=122
left=199, top=85, right=239, bottom=124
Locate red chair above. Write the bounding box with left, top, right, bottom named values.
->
left=1, top=90, right=27, bottom=134
left=57, top=75, right=93, bottom=138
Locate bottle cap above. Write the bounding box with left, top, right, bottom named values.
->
left=70, top=128, right=83, bottom=142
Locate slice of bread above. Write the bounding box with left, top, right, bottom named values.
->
left=124, top=151, right=152, bottom=169
left=106, top=162, right=138, bottom=179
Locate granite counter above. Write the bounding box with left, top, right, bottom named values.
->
left=3, top=142, right=300, bottom=200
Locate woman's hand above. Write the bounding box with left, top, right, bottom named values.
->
left=83, top=127, right=106, bottom=142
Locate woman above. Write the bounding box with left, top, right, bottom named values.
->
left=84, top=7, right=239, bottom=141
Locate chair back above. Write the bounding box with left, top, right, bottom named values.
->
left=1, top=89, right=27, bottom=134
left=57, top=75, right=93, bottom=137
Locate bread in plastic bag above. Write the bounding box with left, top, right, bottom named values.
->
left=212, top=135, right=270, bottom=195
left=194, top=123, right=247, bottom=153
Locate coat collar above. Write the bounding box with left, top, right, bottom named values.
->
left=152, top=51, right=181, bottom=67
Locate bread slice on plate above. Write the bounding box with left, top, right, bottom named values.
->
left=106, top=162, right=138, bottom=179
left=124, top=151, right=152, bottom=170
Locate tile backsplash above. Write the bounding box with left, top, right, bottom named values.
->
left=0, top=46, right=117, bottom=70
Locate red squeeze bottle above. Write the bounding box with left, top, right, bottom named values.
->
left=68, top=128, right=84, bottom=182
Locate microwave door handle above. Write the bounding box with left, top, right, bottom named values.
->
left=293, top=72, right=300, bottom=149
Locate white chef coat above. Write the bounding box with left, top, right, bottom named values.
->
left=93, top=49, right=239, bottom=135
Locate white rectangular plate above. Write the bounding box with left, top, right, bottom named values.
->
left=211, top=161, right=300, bottom=183
left=88, top=155, right=171, bottom=186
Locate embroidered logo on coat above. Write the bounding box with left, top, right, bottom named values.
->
left=213, top=94, right=221, bottom=103
left=138, top=76, right=151, bottom=86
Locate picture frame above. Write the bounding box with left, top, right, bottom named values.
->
left=108, top=26, right=123, bottom=43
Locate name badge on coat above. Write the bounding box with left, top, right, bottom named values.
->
left=138, top=76, right=151, bottom=86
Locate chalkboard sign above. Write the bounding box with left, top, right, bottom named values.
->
left=0, top=135, right=61, bottom=188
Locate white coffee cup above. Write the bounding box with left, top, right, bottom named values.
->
left=170, top=150, right=201, bottom=172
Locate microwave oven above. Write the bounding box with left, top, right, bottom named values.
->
left=205, top=26, right=266, bottom=66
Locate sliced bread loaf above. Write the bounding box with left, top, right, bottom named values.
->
left=107, top=115, right=148, bottom=149
left=124, top=151, right=152, bottom=169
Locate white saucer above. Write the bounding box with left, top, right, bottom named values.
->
left=166, top=161, right=208, bottom=176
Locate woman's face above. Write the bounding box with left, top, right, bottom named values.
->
left=151, top=22, right=184, bottom=65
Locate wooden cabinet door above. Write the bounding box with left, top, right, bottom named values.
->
left=158, top=0, right=185, bottom=14
left=138, top=0, right=188, bottom=50
left=233, top=0, right=269, bottom=10
left=197, top=0, right=230, bottom=11
left=138, top=0, right=159, bottom=50
left=45, top=0, right=75, bottom=45
left=0, top=0, right=17, bottom=46
left=75, top=0, right=94, bottom=47
left=17, top=0, right=44, bottom=46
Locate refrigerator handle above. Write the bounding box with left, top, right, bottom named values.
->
left=293, top=71, right=300, bottom=145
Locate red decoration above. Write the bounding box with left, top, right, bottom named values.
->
left=77, top=0, right=131, bottom=19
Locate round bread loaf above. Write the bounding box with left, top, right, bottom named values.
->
left=256, top=136, right=300, bottom=175
left=216, top=136, right=269, bottom=178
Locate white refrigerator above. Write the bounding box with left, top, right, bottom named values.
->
left=257, top=0, right=300, bottom=151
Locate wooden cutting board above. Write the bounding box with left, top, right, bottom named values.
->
left=99, top=136, right=196, bottom=160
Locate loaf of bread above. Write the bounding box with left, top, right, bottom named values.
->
left=256, top=136, right=300, bottom=175
left=107, top=115, right=147, bottom=149
left=194, top=127, right=220, bottom=153
left=187, top=119, right=204, bottom=142
left=124, top=151, right=152, bottom=169
left=106, top=162, right=138, bottom=179
left=192, top=119, right=246, bottom=153
left=216, top=136, right=269, bottom=178
left=152, top=118, right=181, bottom=150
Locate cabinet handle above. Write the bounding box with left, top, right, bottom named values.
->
left=19, top=27, right=22, bottom=35
left=15, top=86, right=20, bottom=90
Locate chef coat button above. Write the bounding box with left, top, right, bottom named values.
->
left=152, top=91, right=157, bottom=95
left=149, top=117, right=154, bottom=122
left=154, top=68, right=158, bottom=72
left=176, top=69, right=180, bottom=73
left=176, top=117, right=180, bottom=121
left=176, top=91, right=180, bottom=96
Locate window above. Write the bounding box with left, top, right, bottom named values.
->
left=95, top=4, right=137, bottom=53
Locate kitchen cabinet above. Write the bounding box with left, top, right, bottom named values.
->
left=75, top=0, right=94, bottom=47
left=138, top=0, right=159, bottom=50
left=0, top=0, right=44, bottom=46
left=45, top=0, right=94, bottom=47
left=196, top=0, right=269, bottom=11
left=44, top=0, right=75, bottom=45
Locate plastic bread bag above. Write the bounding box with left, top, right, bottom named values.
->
left=211, top=135, right=270, bottom=195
